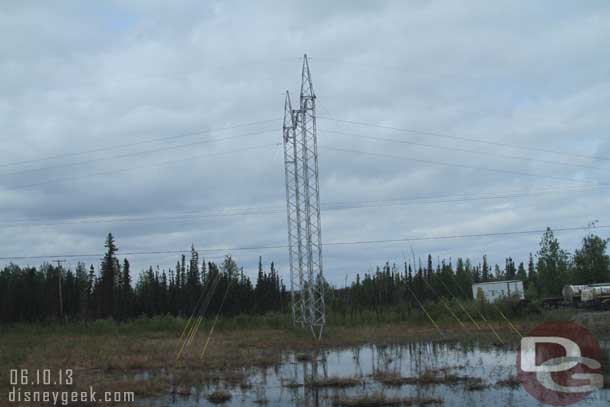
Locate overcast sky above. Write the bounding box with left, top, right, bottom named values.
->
left=1, top=1, right=610, bottom=285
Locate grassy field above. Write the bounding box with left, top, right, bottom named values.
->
left=0, top=308, right=607, bottom=404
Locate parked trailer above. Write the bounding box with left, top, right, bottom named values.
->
left=581, top=284, right=610, bottom=308
left=562, top=285, right=588, bottom=303
left=559, top=283, right=610, bottom=310
left=472, top=280, right=524, bottom=303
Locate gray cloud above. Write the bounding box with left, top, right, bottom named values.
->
left=1, top=1, right=609, bottom=285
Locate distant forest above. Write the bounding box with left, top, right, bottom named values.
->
left=1, top=228, right=609, bottom=323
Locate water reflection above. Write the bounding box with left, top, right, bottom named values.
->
left=140, top=341, right=609, bottom=407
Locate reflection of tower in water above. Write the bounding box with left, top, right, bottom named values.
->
left=302, top=349, right=327, bottom=407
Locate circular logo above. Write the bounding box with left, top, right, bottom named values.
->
left=517, top=321, right=604, bottom=406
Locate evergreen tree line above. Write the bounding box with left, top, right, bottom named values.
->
left=0, top=234, right=287, bottom=323
left=328, top=228, right=610, bottom=317
left=1, top=228, right=609, bottom=323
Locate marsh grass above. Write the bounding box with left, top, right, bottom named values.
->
left=295, top=352, right=313, bottom=362
left=171, top=385, right=192, bottom=396
left=331, top=392, right=443, bottom=407
left=463, top=379, right=486, bottom=391
left=495, top=376, right=520, bottom=389
left=0, top=302, right=570, bottom=338
left=327, top=299, right=575, bottom=327
left=373, top=369, right=485, bottom=390
left=281, top=380, right=302, bottom=389
left=305, top=376, right=363, bottom=388
left=206, top=390, right=232, bottom=404
left=372, top=372, right=414, bottom=386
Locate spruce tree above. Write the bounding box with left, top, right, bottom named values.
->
left=100, top=233, right=118, bottom=318
left=481, top=255, right=490, bottom=282
left=75, top=262, right=89, bottom=320
left=527, top=253, right=536, bottom=286
left=516, top=262, right=527, bottom=287
left=505, top=257, right=516, bottom=280
left=121, top=259, right=132, bottom=319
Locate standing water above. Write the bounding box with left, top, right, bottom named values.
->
left=139, top=341, right=610, bottom=406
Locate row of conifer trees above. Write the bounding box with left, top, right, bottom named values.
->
left=1, top=228, right=608, bottom=323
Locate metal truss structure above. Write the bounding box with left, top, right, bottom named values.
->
left=282, top=54, right=325, bottom=340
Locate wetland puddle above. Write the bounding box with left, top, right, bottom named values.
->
left=138, top=341, right=610, bottom=406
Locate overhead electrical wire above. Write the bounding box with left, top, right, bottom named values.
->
left=2, top=115, right=603, bottom=193
left=5, top=139, right=594, bottom=190
left=318, top=116, right=610, bottom=163
left=0, top=141, right=590, bottom=190
left=0, top=118, right=281, bottom=168
left=4, top=143, right=279, bottom=190
left=1, top=224, right=608, bottom=261
left=3, top=135, right=598, bottom=192
left=321, top=128, right=606, bottom=172
left=322, top=145, right=597, bottom=184
left=0, top=184, right=607, bottom=228
left=2, top=111, right=607, bottom=267
left=0, top=128, right=278, bottom=178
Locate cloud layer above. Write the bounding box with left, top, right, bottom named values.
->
left=1, top=1, right=610, bottom=285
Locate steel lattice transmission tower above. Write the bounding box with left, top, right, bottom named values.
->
left=282, top=54, right=325, bottom=339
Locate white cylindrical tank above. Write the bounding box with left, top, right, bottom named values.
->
left=590, top=284, right=610, bottom=301
left=562, top=285, right=588, bottom=303
left=579, top=285, right=610, bottom=302
left=581, top=286, right=595, bottom=303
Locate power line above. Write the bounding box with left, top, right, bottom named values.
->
left=0, top=128, right=277, bottom=178
left=0, top=184, right=607, bottom=228
left=323, top=225, right=610, bottom=247
left=322, top=145, right=596, bottom=184
left=4, top=143, right=279, bottom=190
left=324, top=184, right=607, bottom=207
left=324, top=185, right=609, bottom=209
left=1, top=224, right=607, bottom=261
left=4, top=139, right=587, bottom=191
left=0, top=118, right=281, bottom=169
left=321, top=129, right=607, bottom=172
left=3, top=120, right=598, bottom=192
left=319, top=116, right=610, bottom=163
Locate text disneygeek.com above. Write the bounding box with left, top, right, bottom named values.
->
left=7, top=369, right=135, bottom=406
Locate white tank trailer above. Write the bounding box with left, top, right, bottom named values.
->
left=581, top=284, right=610, bottom=303
left=561, top=285, right=588, bottom=303
left=562, top=283, right=610, bottom=309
